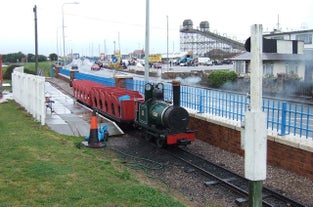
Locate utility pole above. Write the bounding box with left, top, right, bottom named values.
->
left=166, top=15, right=169, bottom=73
left=33, top=5, right=38, bottom=74
left=104, top=39, right=107, bottom=54
left=118, top=32, right=121, bottom=54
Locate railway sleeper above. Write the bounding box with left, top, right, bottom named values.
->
left=222, top=177, right=237, bottom=182
left=204, top=177, right=237, bottom=186
left=204, top=180, right=219, bottom=186
left=235, top=197, right=248, bottom=206
left=261, top=192, right=273, bottom=199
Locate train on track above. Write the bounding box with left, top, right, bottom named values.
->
left=72, top=80, right=195, bottom=147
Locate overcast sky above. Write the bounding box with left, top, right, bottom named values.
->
left=1, top=0, right=312, bottom=56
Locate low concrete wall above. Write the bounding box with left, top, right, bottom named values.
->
left=188, top=116, right=313, bottom=180
left=53, top=67, right=77, bottom=84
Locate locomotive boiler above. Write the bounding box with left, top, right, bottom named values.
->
left=136, top=81, right=195, bottom=148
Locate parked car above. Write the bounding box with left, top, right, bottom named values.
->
left=180, top=62, right=187, bottom=66
left=71, top=64, right=78, bottom=70
left=91, top=63, right=101, bottom=71
left=204, top=60, right=213, bottom=66
left=222, top=59, right=232, bottom=65
left=153, top=62, right=162, bottom=69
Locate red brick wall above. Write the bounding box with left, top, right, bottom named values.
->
left=189, top=116, right=313, bottom=179
left=267, top=141, right=313, bottom=178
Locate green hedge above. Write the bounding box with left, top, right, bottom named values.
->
left=2, top=65, right=37, bottom=80
left=207, top=70, right=238, bottom=88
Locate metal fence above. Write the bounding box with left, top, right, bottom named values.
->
left=58, top=69, right=313, bottom=139
left=128, top=79, right=313, bottom=140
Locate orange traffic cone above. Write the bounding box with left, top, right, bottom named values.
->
left=82, top=110, right=105, bottom=148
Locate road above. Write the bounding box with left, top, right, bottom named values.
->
left=68, top=58, right=234, bottom=85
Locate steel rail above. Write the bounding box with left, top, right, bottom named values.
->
left=168, top=148, right=306, bottom=207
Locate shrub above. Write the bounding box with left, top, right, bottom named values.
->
left=24, top=68, right=36, bottom=75
left=207, top=70, right=238, bottom=88
left=3, top=64, right=20, bottom=79
left=2, top=65, right=36, bottom=80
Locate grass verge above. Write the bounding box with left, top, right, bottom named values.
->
left=0, top=100, right=186, bottom=207
left=23, top=61, right=54, bottom=77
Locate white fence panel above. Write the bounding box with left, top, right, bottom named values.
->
left=12, top=68, right=46, bottom=125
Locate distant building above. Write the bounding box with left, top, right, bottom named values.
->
left=131, top=49, right=145, bottom=59
left=263, top=29, right=313, bottom=81
left=263, top=29, right=313, bottom=51
left=232, top=38, right=307, bottom=80
left=72, top=53, right=80, bottom=59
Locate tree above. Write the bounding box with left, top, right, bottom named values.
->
left=27, top=53, right=47, bottom=62
left=38, top=55, right=47, bottom=62
left=2, top=52, right=26, bottom=63
left=49, top=53, right=58, bottom=61
left=27, top=53, right=35, bottom=62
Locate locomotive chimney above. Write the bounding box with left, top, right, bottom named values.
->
left=172, top=81, right=181, bottom=106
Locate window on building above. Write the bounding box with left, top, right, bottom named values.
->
left=271, top=36, right=284, bottom=40
left=296, top=34, right=312, bottom=44
left=235, top=61, right=246, bottom=74
left=263, top=62, right=273, bottom=77
left=285, top=62, right=298, bottom=75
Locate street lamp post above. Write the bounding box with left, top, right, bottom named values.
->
left=144, top=0, right=150, bottom=82
left=56, top=26, right=62, bottom=59
left=62, top=1, right=79, bottom=66
left=166, top=15, right=169, bottom=73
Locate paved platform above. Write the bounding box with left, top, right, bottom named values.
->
left=45, top=81, right=124, bottom=137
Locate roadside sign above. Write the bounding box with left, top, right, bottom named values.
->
left=149, top=54, right=162, bottom=63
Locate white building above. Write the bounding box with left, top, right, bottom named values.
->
left=263, top=29, right=313, bottom=51
left=232, top=35, right=310, bottom=81
left=263, top=29, right=313, bottom=81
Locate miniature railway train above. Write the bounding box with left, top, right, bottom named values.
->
left=72, top=80, right=195, bottom=147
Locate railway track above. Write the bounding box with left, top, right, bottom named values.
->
left=47, top=78, right=310, bottom=206
left=168, top=147, right=307, bottom=207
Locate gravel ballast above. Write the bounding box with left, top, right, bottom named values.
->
left=47, top=77, right=313, bottom=207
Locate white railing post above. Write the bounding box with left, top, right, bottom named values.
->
left=12, top=68, right=46, bottom=125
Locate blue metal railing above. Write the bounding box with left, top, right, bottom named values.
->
left=128, top=79, right=313, bottom=139
left=58, top=69, right=313, bottom=139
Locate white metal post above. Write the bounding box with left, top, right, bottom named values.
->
left=244, top=24, right=267, bottom=206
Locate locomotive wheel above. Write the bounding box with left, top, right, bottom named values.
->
left=143, top=131, right=152, bottom=141
left=156, top=137, right=166, bottom=148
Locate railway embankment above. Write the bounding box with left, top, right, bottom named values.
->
left=187, top=112, right=313, bottom=180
